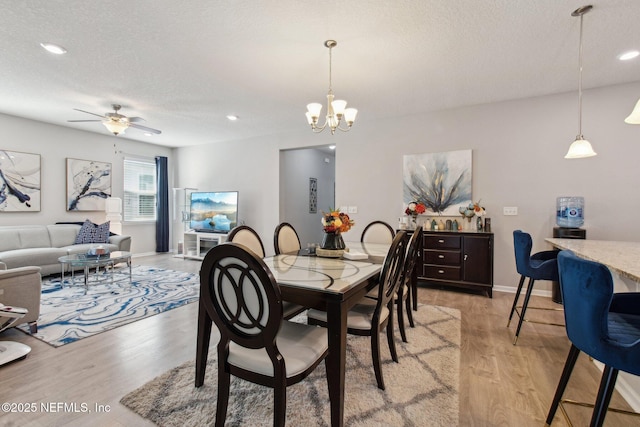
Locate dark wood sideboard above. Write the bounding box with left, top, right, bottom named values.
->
left=406, top=229, right=494, bottom=298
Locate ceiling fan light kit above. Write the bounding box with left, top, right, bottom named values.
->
left=306, top=40, right=357, bottom=135
left=68, top=104, right=162, bottom=136
left=565, top=5, right=597, bottom=159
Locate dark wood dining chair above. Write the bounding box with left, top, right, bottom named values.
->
left=227, top=225, right=304, bottom=319
left=273, top=222, right=301, bottom=255
left=195, top=243, right=329, bottom=427
left=307, top=230, right=407, bottom=390
left=360, top=220, right=395, bottom=244
left=396, top=227, right=420, bottom=342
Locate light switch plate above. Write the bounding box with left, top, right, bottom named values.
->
left=348, top=206, right=358, bottom=214
left=503, top=207, right=518, bottom=216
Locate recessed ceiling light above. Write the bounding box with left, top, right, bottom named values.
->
left=618, top=50, right=639, bottom=61
left=40, top=42, right=67, bottom=55
left=329, top=145, right=336, bottom=150
left=144, top=132, right=153, bottom=136
left=226, top=115, right=238, bottom=121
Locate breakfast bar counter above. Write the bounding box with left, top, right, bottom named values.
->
left=545, top=238, right=640, bottom=284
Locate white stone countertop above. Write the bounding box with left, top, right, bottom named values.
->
left=545, top=238, right=640, bottom=283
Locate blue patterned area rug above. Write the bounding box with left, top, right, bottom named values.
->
left=18, top=266, right=199, bottom=347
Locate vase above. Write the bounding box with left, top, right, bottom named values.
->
left=321, top=231, right=346, bottom=250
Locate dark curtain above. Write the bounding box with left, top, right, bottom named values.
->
left=155, top=156, right=169, bottom=252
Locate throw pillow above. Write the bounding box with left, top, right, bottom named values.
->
left=74, top=220, right=111, bottom=244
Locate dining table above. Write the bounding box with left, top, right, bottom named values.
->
left=262, top=241, right=390, bottom=427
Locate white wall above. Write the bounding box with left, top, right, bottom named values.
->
left=0, top=113, right=174, bottom=254
left=280, top=148, right=335, bottom=249
left=175, top=80, right=640, bottom=292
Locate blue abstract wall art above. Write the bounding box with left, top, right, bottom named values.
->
left=0, top=149, right=41, bottom=212
left=66, top=158, right=112, bottom=211
left=403, top=149, right=472, bottom=216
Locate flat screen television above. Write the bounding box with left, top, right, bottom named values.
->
left=189, top=191, right=238, bottom=233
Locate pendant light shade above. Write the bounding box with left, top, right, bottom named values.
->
left=565, top=136, right=596, bottom=159
left=565, top=5, right=597, bottom=159
left=625, top=98, right=640, bottom=124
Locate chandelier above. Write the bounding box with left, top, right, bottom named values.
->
left=306, top=40, right=357, bottom=134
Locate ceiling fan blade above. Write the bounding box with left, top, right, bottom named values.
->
left=129, top=123, right=162, bottom=134
left=73, top=108, right=106, bottom=118
left=67, top=119, right=102, bottom=122
left=128, top=116, right=146, bottom=123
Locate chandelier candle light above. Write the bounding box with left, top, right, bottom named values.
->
left=306, top=40, right=358, bottom=134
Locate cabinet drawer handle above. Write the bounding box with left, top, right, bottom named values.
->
left=438, top=255, right=445, bottom=259
left=438, top=239, right=445, bottom=243
left=438, top=270, right=445, bottom=274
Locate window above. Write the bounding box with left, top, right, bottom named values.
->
left=123, top=158, right=156, bottom=222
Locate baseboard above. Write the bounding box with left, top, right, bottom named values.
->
left=493, top=285, right=552, bottom=298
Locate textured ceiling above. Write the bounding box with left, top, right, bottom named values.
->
left=1, top=0, right=639, bottom=147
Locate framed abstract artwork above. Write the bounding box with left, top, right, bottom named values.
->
left=403, top=149, right=472, bottom=216
left=66, top=158, right=112, bottom=211
left=0, top=149, right=41, bottom=212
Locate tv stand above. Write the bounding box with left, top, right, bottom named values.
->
left=183, top=230, right=228, bottom=260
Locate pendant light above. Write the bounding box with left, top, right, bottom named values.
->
left=565, top=5, right=597, bottom=159
left=625, top=99, right=640, bottom=124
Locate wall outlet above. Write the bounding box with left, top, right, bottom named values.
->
left=503, top=207, right=518, bottom=216
left=348, top=206, right=358, bottom=214
left=339, top=206, right=348, bottom=213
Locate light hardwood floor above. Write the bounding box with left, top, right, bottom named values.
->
left=0, top=254, right=636, bottom=426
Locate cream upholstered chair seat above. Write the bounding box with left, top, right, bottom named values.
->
left=308, top=297, right=390, bottom=331
left=229, top=321, right=327, bottom=377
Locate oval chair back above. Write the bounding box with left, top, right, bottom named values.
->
left=361, top=221, right=395, bottom=244
left=273, top=222, right=301, bottom=255
left=227, top=225, right=266, bottom=258
left=376, top=230, right=407, bottom=320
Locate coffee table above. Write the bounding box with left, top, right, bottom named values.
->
left=58, top=251, right=132, bottom=292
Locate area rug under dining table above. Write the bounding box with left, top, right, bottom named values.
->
left=120, top=304, right=461, bottom=426
left=17, top=265, right=200, bottom=347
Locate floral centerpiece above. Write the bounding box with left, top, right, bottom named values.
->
left=405, top=201, right=426, bottom=217
left=320, top=209, right=354, bottom=251
left=321, top=209, right=354, bottom=234
left=405, top=201, right=426, bottom=227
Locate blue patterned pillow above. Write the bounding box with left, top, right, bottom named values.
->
left=74, top=220, right=111, bottom=244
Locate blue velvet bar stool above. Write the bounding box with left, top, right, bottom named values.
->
left=507, top=230, right=561, bottom=344
left=545, top=251, right=640, bottom=426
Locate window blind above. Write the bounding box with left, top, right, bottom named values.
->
left=123, top=158, right=157, bottom=221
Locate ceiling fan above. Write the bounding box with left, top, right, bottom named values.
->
left=68, top=104, right=162, bottom=136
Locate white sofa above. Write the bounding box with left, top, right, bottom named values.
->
left=0, top=225, right=131, bottom=276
